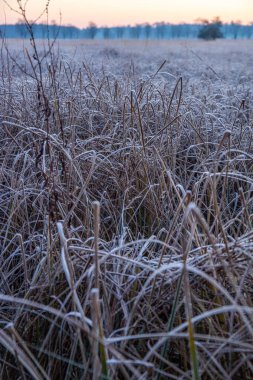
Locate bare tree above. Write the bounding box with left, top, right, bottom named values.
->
left=198, top=17, right=223, bottom=40
left=115, top=26, right=124, bottom=39
left=87, top=21, right=97, bottom=39
left=15, top=19, right=29, bottom=38
left=102, top=27, right=110, bottom=39
left=231, top=20, right=242, bottom=39
left=144, top=23, right=152, bottom=39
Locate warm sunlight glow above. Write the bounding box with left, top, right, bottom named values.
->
left=1, top=0, right=253, bottom=26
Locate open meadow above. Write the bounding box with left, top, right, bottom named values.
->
left=1, top=38, right=253, bottom=379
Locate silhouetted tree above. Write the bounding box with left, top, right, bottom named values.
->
left=171, top=24, right=184, bottom=39
left=230, top=20, right=241, bottom=39
left=50, top=20, right=58, bottom=39
left=246, top=22, right=253, bottom=39
left=144, top=23, right=152, bottom=39
left=198, top=17, right=223, bottom=40
left=155, top=22, right=166, bottom=39
left=15, top=19, right=29, bottom=38
left=87, top=22, right=97, bottom=39
left=40, top=23, right=47, bottom=39
left=130, top=24, right=142, bottom=39
left=102, top=27, right=110, bottom=39
left=115, top=26, right=124, bottom=39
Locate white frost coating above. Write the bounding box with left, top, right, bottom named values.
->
left=57, top=222, right=72, bottom=288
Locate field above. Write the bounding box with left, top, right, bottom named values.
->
left=1, top=38, right=253, bottom=379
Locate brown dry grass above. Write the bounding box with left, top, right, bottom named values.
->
left=0, top=38, right=253, bottom=379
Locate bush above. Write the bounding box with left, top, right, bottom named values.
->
left=198, top=22, right=224, bottom=40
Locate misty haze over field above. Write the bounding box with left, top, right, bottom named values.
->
left=1, top=20, right=253, bottom=39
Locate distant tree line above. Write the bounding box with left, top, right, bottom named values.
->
left=1, top=19, right=253, bottom=40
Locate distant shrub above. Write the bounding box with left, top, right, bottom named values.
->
left=100, top=47, right=119, bottom=58
left=198, top=22, right=224, bottom=40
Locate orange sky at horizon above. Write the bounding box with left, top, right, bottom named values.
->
left=1, top=0, right=253, bottom=26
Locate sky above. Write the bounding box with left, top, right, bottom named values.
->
left=1, top=0, right=253, bottom=27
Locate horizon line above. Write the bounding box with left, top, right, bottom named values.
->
left=1, top=19, right=252, bottom=28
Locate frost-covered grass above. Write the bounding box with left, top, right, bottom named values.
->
left=0, top=38, right=253, bottom=379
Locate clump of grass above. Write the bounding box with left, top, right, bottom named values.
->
left=1, top=5, right=253, bottom=378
